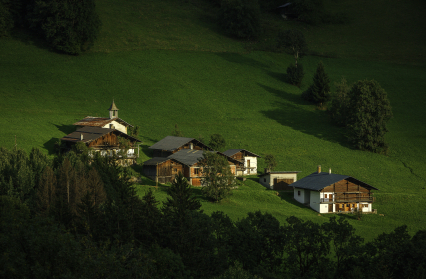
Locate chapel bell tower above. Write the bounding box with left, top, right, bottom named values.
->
left=108, top=100, right=119, bottom=119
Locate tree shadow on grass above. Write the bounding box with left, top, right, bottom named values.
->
left=53, top=123, right=75, bottom=135
left=215, top=52, right=270, bottom=69
left=191, top=187, right=214, bottom=203
left=43, top=137, right=59, bottom=155
left=257, top=83, right=352, bottom=148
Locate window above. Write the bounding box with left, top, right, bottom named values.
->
left=194, top=168, right=199, bottom=175
left=298, top=191, right=301, bottom=196
left=325, top=194, right=328, bottom=198
left=264, top=178, right=266, bottom=182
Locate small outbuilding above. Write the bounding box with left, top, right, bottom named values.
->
left=259, top=169, right=300, bottom=190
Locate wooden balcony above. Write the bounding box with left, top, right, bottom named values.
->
left=320, top=197, right=375, bottom=203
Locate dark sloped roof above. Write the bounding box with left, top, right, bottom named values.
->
left=168, top=149, right=206, bottom=166
left=289, top=172, right=378, bottom=191
left=149, top=136, right=213, bottom=151
left=73, top=116, right=133, bottom=128
left=143, top=157, right=172, bottom=166
left=61, top=126, right=141, bottom=144
left=222, top=149, right=261, bottom=158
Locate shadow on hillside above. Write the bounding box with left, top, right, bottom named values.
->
left=43, top=137, right=59, bottom=155
left=215, top=52, right=270, bottom=69
left=11, top=28, right=55, bottom=54
left=277, top=191, right=305, bottom=207
left=257, top=83, right=351, bottom=148
left=53, top=124, right=75, bottom=135
left=267, top=71, right=287, bottom=83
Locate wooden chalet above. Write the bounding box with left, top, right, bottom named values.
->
left=148, top=136, right=213, bottom=157
left=73, top=100, right=133, bottom=134
left=290, top=166, right=378, bottom=213
left=143, top=149, right=243, bottom=186
left=222, top=149, right=261, bottom=175
left=61, top=126, right=141, bottom=164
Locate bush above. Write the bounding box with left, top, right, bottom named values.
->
left=286, top=63, right=304, bottom=87
left=303, top=61, right=331, bottom=106
left=27, top=0, right=101, bottom=55
left=292, top=0, right=325, bottom=25
left=347, top=80, right=393, bottom=154
left=219, top=0, right=261, bottom=39
left=328, top=78, right=350, bottom=126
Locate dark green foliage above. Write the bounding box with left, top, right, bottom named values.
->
left=214, top=261, right=262, bottom=279
left=209, top=133, right=226, bottom=151
left=284, top=216, right=330, bottom=277
left=128, top=125, right=140, bottom=138
left=278, top=29, right=308, bottom=68
left=219, top=0, right=261, bottom=39
left=328, top=77, right=350, bottom=126
left=231, top=211, right=285, bottom=274
left=0, top=1, right=13, bottom=36
left=264, top=154, right=277, bottom=171
left=199, top=152, right=235, bottom=202
left=347, top=80, right=393, bottom=154
left=322, top=217, right=363, bottom=270
left=303, top=61, right=331, bottom=105
left=258, top=0, right=283, bottom=12
left=27, top=0, right=101, bottom=54
left=292, top=0, right=325, bottom=25
left=162, top=172, right=202, bottom=220
left=286, top=63, right=304, bottom=87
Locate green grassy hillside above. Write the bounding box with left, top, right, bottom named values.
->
left=1, top=0, right=426, bottom=241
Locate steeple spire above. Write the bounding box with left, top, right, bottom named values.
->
left=108, top=100, right=119, bottom=119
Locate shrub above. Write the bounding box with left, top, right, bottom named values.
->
left=219, top=0, right=261, bottom=39
left=304, top=61, right=331, bottom=106
left=277, top=29, right=308, bottom=68
left=286, top=63, right=304, bottom=87
left=328, top=77, right=350, bottom=126
left=27, top=0, right=101, bottom=55
left=347, top=80, right=393, bottom=154
left=264, top=154, right=277, bottom=171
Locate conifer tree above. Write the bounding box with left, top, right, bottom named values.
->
left=306, top=61, right=331, bottom=106
left=37, top=166, right=57, bottom=215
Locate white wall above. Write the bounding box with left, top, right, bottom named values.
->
left=310, top=191, right=321, bottom=212
left=103, top=120, right=127, bottom=134
left=294, top=188, right=305, bottom=204
left=259, top=175, right=272, bottom=189
left=244, top=156, right=258, bottom=175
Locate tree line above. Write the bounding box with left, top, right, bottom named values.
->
left=0, top=146, right=425, bottom=278
left=0, top=0, right=100, bottom=54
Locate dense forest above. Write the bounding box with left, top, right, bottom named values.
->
left=1, top=146, right=425, bottom=279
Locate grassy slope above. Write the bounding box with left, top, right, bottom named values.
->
left=1, top=0, right=426, bottom=240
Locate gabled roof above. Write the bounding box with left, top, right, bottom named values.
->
left=73, top=117, right=133, bottom=128
left=168, top=149, right=207, bottom=166
left=166, top=149, right=242, bottom=167
left=289, top=172, right=378, bottom=191
left=61, top=126, right=141, bottom=144
left=149, top=136, right=213, bottom=152
left=222, top=149, right=261, bottom=158
left=143, top=157, right=180, bottom=166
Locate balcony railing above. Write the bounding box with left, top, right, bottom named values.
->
left=321, top=197, right=375, bottom=203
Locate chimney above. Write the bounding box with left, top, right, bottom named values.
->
left=80, top=133, right=84, bottom=140
left=317, top=165, right=321, bottom=173
left=265, top=168, right=270, bottom=174
left=329, top=168, right=331, bottom=174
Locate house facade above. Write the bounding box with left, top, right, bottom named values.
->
left=143, top=148, right=242, bottom=186
left=259, top=170, right=300, bottom=191
left=222, top=149, right=261, bottom=176
left=290, top=166, right=378, bottom=213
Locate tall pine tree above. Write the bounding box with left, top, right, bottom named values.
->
left=305, top=61, right=331, bottom=106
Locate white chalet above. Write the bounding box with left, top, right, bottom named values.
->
left=290, top=166, right=378, bottom=214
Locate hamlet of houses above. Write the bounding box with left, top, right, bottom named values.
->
left=61, top=101, right=378, bottom=214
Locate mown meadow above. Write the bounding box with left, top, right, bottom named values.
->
left=1, top=0, right=426, bottom=241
